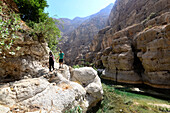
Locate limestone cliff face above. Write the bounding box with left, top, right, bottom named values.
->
left=0, top=0, right=50, bottom=82
left=88, top=0, right=170, bottom=89
left=58, top=3, right=113, bottom=65
left=108, top=0, right=170, bottom=28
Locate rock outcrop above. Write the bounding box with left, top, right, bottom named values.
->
left=0, top=78, right=86, bottom=113
left=0, top=67, right=103, bottom=113
left=58, top=3, right=113, bottom=65
left=87, top=0, right=170, bottom=89
left=0, top=0, right=50, bottom=82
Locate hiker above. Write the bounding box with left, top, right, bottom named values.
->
left=49, top=51, right=55, bottom=72
left=58, top=50, right=64, bottom=68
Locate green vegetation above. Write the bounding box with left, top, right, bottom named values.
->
left=32, top=17, right=61, bottom=50
left=72, top=61, right=96, bottom=69
left=0, top=2, right=21, bottom=56
left=14, top=0, right=48, bottom=23
left=1, top=0, right=61, bottom=54
left=143, top=12, right=157, bottom=24
left=148, top=12, right=157, bottom=20
left=144, top=25, right=153, bottom=31
left=96, top=83, right=170, bottom=113
left=14, top=0, right=61, bottom=52
left=73, top=65, right=84, bottom=69
left=72, top=63, right=97, bottom=70
left=65, top=105, right=83, bottom=113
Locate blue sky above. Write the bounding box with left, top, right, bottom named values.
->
left=45, top=0, right=116, bottom=19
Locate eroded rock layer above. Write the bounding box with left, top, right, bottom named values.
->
left=87, top=0, right=170, bottom=89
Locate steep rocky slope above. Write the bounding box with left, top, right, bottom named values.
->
left=87, top=0, right=170, bottom=89
left=58, top=3, right=113, bottom=65
left=57, top=17, right=89, bottom=49
left=58, top=17, right=89, bottom=35
left=0, top=0, right=50, bottom=82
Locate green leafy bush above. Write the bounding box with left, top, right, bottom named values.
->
left=13, top=0, right=61, bottom=52
left=32, top=17, right=61, bottom=51
left=73, top=65, right=83, bottom=69
left=14, top=0, right=48, bottom=23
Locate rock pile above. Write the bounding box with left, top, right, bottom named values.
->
left=0, top=66, right=103, bottom=113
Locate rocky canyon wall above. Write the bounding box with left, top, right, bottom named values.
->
left=87, top=0, right=170, bottom=89
left=58, top=4, right=113, bottom=65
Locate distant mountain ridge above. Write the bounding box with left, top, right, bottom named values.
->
left=57, top=3, right=114, bottom=65
left=57, top=3, right=113, bottom=35
left=57, top=16, right=89, bottom=35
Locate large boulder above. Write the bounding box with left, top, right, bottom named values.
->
left=0, top=78, right=86, bottom=113
left=71, top=67, right=103, bottom=108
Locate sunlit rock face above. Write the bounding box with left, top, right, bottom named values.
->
left=87, top=0, right=170, bottom=89
left=0, top=67, right=103, bottom=113
left=58, top=3, right=114, bottom=65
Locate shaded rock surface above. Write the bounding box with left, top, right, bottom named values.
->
left=87, top=0, right=170, bottom=89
